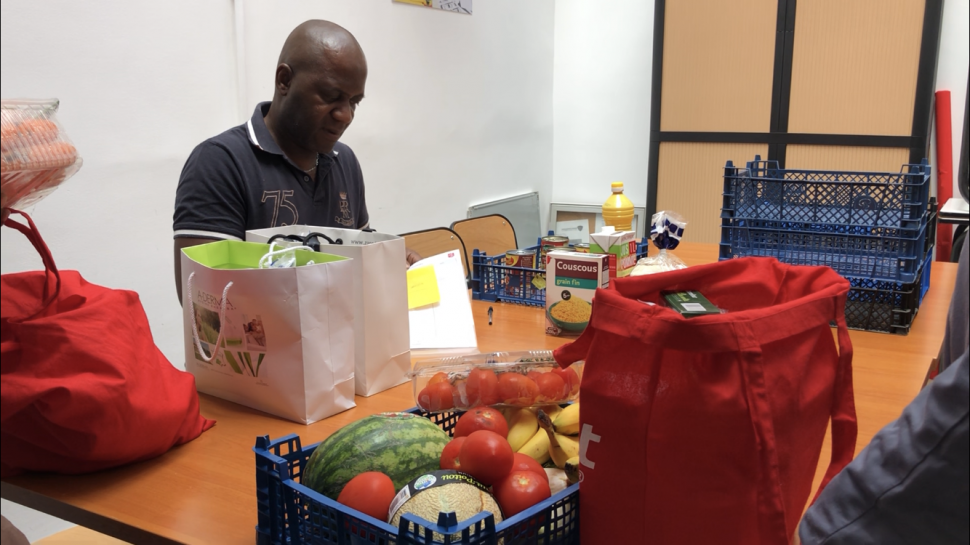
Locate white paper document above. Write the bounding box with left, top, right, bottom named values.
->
left=408, top=251, right=479, bottom=350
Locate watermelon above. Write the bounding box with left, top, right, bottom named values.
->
left=303, top=412, right=450, bottom=500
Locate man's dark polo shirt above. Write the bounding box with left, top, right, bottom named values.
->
left=174, top=102, right=369, bottom=241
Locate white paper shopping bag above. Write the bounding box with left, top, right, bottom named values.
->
left=180, top=240, right=356, bottom=424
left=247, top=226, right=411, bottom=397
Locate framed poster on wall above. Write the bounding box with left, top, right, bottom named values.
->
left=548, top=203, right=646, bottom=245
left=393, top=0, right=472, bottom=14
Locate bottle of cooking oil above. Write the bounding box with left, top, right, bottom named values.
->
left=602, top=181, right=634, bottom=232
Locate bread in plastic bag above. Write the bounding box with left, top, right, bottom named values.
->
left=630, top=210, right=688, bottom=276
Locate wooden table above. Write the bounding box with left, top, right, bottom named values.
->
left=2, top=242, right=959, bottom=544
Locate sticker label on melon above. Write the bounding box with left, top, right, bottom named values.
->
left=388, top=470, right=490, bottom=522
left=389, top=484, right=412, bottom=522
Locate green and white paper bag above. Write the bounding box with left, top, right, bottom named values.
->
left=181, top=241, right=355, bottom=424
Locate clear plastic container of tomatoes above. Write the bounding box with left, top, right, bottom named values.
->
left=1, top=99, right=82, bottom=213
left=409, top=350, right=584, bottom=413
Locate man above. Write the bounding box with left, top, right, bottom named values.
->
left=797, top=236, right=969, bottom=544
left=173, top=20, right=416, bottom=302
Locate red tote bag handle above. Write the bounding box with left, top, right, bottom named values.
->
left=813, top=293, right=858, bottom=500
left=3, top=210, right=61, bottom=321
left=553, top=301, right=597, bottom=369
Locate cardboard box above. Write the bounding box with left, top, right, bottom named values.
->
left=545, top=251, right=609, bottom=336
left=589, top=227, right=638, bottom=280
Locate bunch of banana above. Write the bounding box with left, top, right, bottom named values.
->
left=536, top=406, right=581, bottom=470
left=504, top=404, right=567, bottom=465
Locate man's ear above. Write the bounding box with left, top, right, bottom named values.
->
left=276, top=63, right=293, bottom=95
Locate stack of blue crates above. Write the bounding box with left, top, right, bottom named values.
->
left=720, top=155, right=935, bottom=334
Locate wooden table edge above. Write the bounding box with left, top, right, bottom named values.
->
left=1, top=481, right=184, bottom=545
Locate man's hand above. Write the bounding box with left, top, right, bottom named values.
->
left=406, top=248, right=422, bottom=269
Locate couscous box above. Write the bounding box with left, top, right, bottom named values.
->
left=545, top=250, right=609, bottom=336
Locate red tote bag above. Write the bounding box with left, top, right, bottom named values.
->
left=555, top=257, right=857, bottom=545
left=1, top=212, right=214, bottom=477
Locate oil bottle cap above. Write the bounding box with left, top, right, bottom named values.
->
left=611, top=181, right=624, bottom=193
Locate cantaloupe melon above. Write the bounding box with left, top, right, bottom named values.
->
left=388, top=470, right=503, bottom=541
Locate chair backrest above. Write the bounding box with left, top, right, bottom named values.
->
left=401, top=227, right=470, bottom=278
left=451, top=214, right=518, bottom=261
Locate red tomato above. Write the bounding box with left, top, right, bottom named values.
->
left=526, top=370, right=543, bottom=384
left=497, top=373, right=540, bottom=406
left=454, top=407, right=509, bottom=438
left=337, top=472, right=397, bottom=521
left=535, top=372, right=568, bottom=402
left=551, top=366, right=580, bottom=395
left=459, top=430, right=514, bottom=486
left=428, top=372, right=450, bottom=386
left=493, top=471, right=552, bottom=517
left=509, top=452, right=548, bottom=483
left=417, top=381, right=456, bottom=412
left=440, top=437, right=467, bottom=470
left=465, top=368, right=500, bottom=406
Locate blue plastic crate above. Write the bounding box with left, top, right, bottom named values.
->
left=719, top=213, right=930, bottom=283
left=470, top=243, right=546, bottom=307
left=721, top=157, right=933, bottom=284
left=722, top=155, right=930, bottom=230
left=842, top=246, right=933, bottom=335
left=254, top=408, right=580, bottom=545
left=470, top=234, right=651, bottom=306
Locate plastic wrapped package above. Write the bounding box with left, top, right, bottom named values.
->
left=409, top=350, right=584, bottom=412
left=630, top=210, right=689, bottom=276
left=1, top=99, right=82, bottom=212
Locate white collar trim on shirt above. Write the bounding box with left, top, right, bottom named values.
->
left=246, top=119, right=263, bottom=150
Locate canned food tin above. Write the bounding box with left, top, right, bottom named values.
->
left=573, top=243, right=590, bottom=253
left=541, top=245, right=576, bottom=268
left=505, top=249, right=536, bottom=269
left=540, top=235, right=570, bottom=247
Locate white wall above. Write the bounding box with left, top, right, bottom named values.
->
left=238, top=0, right=555, bottom=235
left=552, top=1, right=655, bottom=211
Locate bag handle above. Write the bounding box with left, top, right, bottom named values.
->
left=266, top=234, right=305, bottom=247
left=735, top=322, right=792, bottom=543
left=257, top=244, right=313, bottom=269
left=264, top=232, right=343, bottom=253
left=302, top=232, right=343, bottom=249
left=812, top=293, right=858, bottom=500
left=187, top=272, right=233, bottom=364
left=553, top=300, right=602, bottom=368
left=4, top=210, right=61, bottom=320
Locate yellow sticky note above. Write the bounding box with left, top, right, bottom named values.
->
left=407, top=265, right=441, bottom=310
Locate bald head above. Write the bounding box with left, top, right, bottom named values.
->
left=264, top=20, right=368, bottom=158
left=277, top=20, right=367, bottom=76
